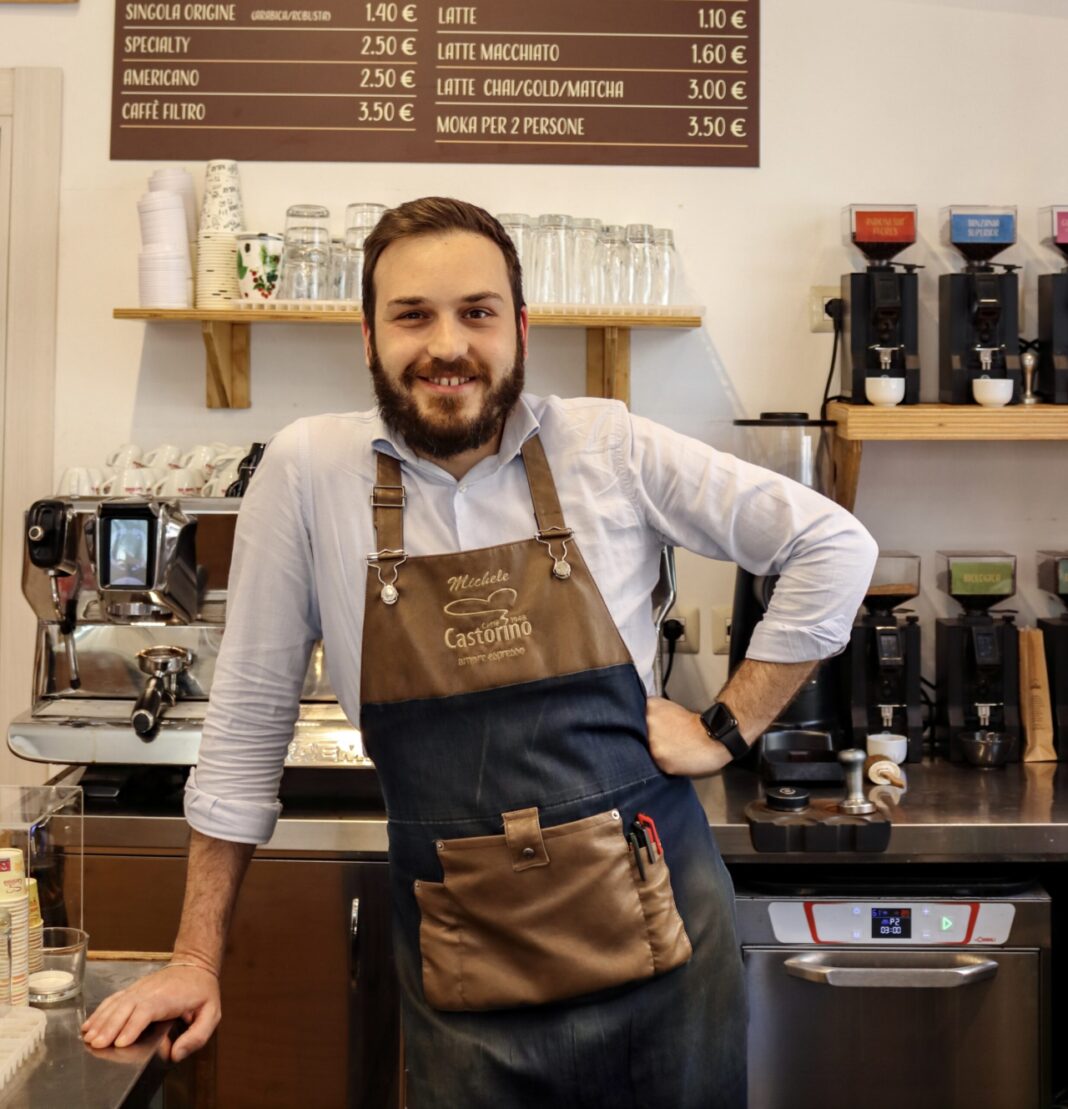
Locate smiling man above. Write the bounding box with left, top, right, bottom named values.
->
left=82, top=197, right=876, bottom=1108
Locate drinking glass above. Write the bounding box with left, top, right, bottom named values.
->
left=652, top=227, right=678, bottom=306
left=496, top=213, right=534, bottom=281
left=278, top=226, right=331, bottom=300
left=30, top=927, right=87, bottom=1003
left=284, top=204, right=330, bottom=235
left=601, top=226, right=629, bottom=305
left=570, top=218, right=603, bottom=305
left=531, top=214, right=573, bottom=304
left=344, top=202, right=386, bottom=240
left=626, top=224, right=656, bottom=305
left=336, top=204, right=386, bottom=301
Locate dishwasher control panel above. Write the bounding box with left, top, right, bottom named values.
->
left=768, top=900, right=1016, bottom=945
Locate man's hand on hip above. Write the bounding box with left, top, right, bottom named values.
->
left=645, top=696, right=733, bottom=778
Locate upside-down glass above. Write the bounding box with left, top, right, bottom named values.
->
left=278, top=225, right=332, bottom=300
left=337, top=203, right=386, bottom=301
left=600, top=225, right=629, bottom=305
left=570, top=218, right=603, bottom=305
left=652, top=227, right=678, bottom=306
left=531, top=214, right=573, bottom=304
left=497, top=213, right=534, bottom=283
left=626, top=224, right=655, bottom=305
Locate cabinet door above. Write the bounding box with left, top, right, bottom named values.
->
left=83, top=854, right=400, bottom=1109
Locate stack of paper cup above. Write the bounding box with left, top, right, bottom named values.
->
left=149, top=167, right=197, bottom=242
left=138, top=190, right=193, bottom=308
left=0, top=850, right=29, bottom=1007
left=196, top=231, right=240, bottom=308
left=0, top=909, right=10, bottom=1004
left=26, top=880, right=42, bottom=975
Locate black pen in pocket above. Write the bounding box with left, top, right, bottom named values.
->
left=627, top=831, right=647, bottom=880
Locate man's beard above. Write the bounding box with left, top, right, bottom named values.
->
left=369, top=337, right=525, bottom=460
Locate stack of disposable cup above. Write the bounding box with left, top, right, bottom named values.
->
left=0, top=909, right=10, bottom=1004
left=26, top=880, right=42, bottom=975
left=196, top=161, right=243, bottom=308
left=148, top=167, right=197, bottom=242
left=138, top=190, right=192, bottom=308
left=0, top=850, right=29, bottom=1007
left=196, top=231, right=240, bottom=308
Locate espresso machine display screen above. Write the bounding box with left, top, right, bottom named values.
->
left=871, top=908, right=911, bottom=939
left=101, top=516, right=154, bottom=588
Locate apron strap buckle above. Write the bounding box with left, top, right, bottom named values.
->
left=535, top=528, right=574, bottom=581
left=502, top=807, right=551, bottom=871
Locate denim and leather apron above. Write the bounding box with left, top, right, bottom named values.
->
left=359, top=435, right=746, bottom=1109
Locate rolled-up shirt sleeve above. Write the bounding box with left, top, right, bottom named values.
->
left=184, top=420, right=321, bottom=844
left=620, top=412, right=878, bottom=663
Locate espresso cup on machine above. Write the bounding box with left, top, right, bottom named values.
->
left=105, top=443, right=144, bottom=469
left=153, top=467, right=206, bottom=496
left=142, top=443, right=184, bottom=469
left=864, top=376, right=906, bottom=407
left=102, top=467, right=156, bottom=496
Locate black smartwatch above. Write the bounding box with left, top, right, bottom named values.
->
left=699, top=701, right=749, bottom=762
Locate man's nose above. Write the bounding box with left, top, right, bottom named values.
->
left=425, top=316, right=469, bottom=363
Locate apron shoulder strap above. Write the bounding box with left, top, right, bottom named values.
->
left=520, top=435, right=571, bottom=538
left=372, top=452, right=405, bottom=553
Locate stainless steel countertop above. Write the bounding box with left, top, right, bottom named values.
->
left=0, top=960, right=168, bottom=1109
left=78, top=758, right=1068, bottom=862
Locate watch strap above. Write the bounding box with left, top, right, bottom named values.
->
left=700, top=702, right=749, bottom=762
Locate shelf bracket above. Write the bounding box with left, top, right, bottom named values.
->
left=586, top=326, right=631, bottom=406
left=201, top=320, right=250, bottom=408
left=832, top=437, right=863, bottom=513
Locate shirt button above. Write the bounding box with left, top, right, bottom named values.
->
left=458, top=484, right=468, bottom=493
left=521, top=847, right=536, bottom=859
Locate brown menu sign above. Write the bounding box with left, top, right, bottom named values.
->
left=112, top=0, right=759, bottom=166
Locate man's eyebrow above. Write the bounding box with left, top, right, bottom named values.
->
left=384, top=292, right=505, bottom=308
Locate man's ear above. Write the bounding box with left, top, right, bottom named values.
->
left=362, top=319, right=373, bottom=365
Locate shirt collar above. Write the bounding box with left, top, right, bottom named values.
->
left=370, top=394, right=541, bottom=483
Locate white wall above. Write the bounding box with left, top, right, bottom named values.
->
left=1, top=0, right=1067, bottom=725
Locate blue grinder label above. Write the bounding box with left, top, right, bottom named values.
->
left=950, top=212, right=1016, bottom=246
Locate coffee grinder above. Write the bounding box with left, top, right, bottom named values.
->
left=939, top=206, right=1022, bottom=404
left=847, top=551, right=923, bottom=762
left=730, top=414, right=848, bottom=782
left=1037, top=550, right=1068, bottom=754
left=840, top=205, right=921, bottom=404
left=934, top=551, right=1021, bottom=760
left=1037, top=207, right=1068, bottom=404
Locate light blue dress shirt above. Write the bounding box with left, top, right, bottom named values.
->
left=185, top=394, right=878, bottom=844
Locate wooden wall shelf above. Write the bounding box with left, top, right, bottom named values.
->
left=114, top=307, right=703, bottom=410
left=826, top=401, right=1068, bottom=511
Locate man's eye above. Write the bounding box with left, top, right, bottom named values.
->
left=466, top=308, right=492, bottom=319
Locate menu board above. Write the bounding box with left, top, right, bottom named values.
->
left=111, top=0, right=759, bottom=166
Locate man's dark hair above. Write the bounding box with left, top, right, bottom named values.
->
left=361, top=197, right=524, bottom=332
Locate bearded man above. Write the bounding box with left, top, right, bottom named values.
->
left=83, top=197, right=877, bottom=1108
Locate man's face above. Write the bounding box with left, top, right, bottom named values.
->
left=363, top=230, right=529, bottom=461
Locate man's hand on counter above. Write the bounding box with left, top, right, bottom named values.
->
left=645, top=697, right=734, bottom=777
left=81, top=963, right=220, bottom=1061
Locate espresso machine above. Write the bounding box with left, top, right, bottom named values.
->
left=839, top=204, right=921, bottom=404
left=938, top=205, right=1022, bottom=404
left=847, top=551, right=923, bottom=762
left=1037, top=206, right=1068, bottom=404
left=934, top=551, right=1021, bottom=760
left=11, top=495, right=375, bottom=800
left=1037, top=550, right=1068, bottom=755
left=730, top=414, right=848, bottom=782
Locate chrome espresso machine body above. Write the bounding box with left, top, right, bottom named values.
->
left=11, top=496, right=366, bottom=784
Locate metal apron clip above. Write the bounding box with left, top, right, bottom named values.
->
left=367, top=548, right=407, bottom=605
left=535, top=526, right=574, bottom=580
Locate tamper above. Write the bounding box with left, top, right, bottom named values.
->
left=837, top=748, right=876, bottom=814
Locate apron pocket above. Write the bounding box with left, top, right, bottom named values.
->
left=413, top=807, right=692, bottom=1011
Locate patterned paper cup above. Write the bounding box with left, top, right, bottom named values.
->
left=236, top=233, right=283, bottom=300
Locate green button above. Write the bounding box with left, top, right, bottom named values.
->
left=941, top=916, right=954, bottom=931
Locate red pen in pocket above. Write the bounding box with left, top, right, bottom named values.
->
left=636, top=812, right=662, bottom=857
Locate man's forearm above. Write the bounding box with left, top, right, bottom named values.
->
left=718, top=657, right=818, bottom=744
left=172, top=829, right=256, bottom=974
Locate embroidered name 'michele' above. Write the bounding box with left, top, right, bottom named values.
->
left=448, top=569, right=510, bottom=593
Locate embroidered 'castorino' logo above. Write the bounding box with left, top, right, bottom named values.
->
left=442, top=570, right=533, bottom=658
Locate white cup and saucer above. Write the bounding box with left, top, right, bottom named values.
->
left=972, top=376, right=1014, bottom=407
left=153, top=467, right=206, bottom=496
left=864, top=376, right=906, bottom=407
left=56, top=467, right=104, bottom=496
left=866, top=733, right=908, bottom=764
left=105, top=443, right=145, bottom=469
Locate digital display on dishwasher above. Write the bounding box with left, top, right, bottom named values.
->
left=872, top=907, right=912, bottom=938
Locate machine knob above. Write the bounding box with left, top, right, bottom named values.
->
left=837, top=748, right=876, bottom=815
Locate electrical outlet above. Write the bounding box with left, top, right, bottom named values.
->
left=809, top=285, right=839, bottom=333
left=710, top=604, right=732, bottom=655
left=674, top=607, right=700, bottom=654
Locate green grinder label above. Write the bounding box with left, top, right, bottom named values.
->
left=950, top=560, right=1014, bottom=595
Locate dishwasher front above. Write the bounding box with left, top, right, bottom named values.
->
left=736, top=875, right=1050, bottom=1109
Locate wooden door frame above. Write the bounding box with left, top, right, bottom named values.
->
left=0, top=69, right=62, bottom=786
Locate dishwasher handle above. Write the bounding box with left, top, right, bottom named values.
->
left=783, top=953, right=999, bottom=989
